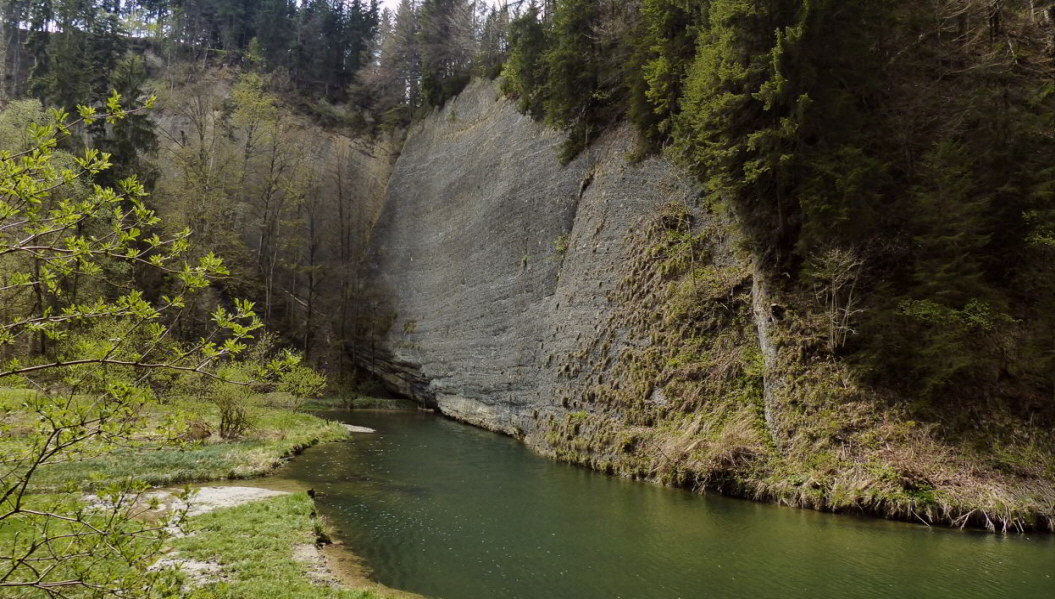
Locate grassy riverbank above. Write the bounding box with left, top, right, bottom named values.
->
left=528, top=204, right=1055, bottom=534
left=171, top=493, right=394, bottom=599
left=0, top=387, right=401, bottom=598
left=0, top=388, right=348, bottom=492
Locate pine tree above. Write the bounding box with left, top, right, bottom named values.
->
left=501, top=2, right=547, bottom=118
left=31, top=0, right=93, bottom=109
left=419, top=0, right=473, bottom=107
left=628, top=0, right=706, bottom=147
left=475, top=2, right=510, bottom=78
left=256, top=0, right=296, bottom=69
left=92, top=53, right=159, bottom=187
left=542, top=0, right=601, bottom=161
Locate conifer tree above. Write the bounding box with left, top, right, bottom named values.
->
left=256, top=0, right=296, bottom=69
left=542, top=0, right=600, bottom=161
left=419, top=0, right=473, bottom=106
left=628, top=0, right=706, bottom=147
left=501, top=2, right=547, bottom=118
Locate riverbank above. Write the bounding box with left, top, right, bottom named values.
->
left=0, top=387, right=405, bottom=597
left=160, top=489, right=415, bottom=598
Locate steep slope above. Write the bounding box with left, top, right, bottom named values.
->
left=356, top=80, right=1055, bottom=532
left=356, top=80, right=706, bottom=430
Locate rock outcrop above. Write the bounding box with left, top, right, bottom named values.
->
left=356, top=80, right=707, bottom=435
left=354, top=80, right=1055, bottom=532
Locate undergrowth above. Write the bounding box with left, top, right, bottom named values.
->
left=528, top=202, right=1055, bottom=533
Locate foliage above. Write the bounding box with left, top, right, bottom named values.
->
left=540, top=0, right=600, bottom=161
left=500, top=0, right=633, bottom=162
left=419, top=0, right=475, bottom=107
left=501, top=4, right=548, bottom=119
left=500, top=0, right=1055, bottom=405
left=0, top=95, right=292, bottom=596
left=805, top=247, right=864, bottom=354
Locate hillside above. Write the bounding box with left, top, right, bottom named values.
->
left=355, top=79, right=1055, bottom=532
left=4, top=0, right=1055, bottom=535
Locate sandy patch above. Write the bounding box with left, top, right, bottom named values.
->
left=169, top=486, right=290, bottom=516
left=293, top=544, right=340, bottom=586
left=342, top=424, right=377, bottom=434
left=85, top=486, right=289, bottom=520
left=151, top=555, right=225, bottom=588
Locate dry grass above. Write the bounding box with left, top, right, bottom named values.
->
left=527, top=202, right=1055, bottom=533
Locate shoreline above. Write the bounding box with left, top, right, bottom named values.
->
left=148, top=481, right=421, bottom=598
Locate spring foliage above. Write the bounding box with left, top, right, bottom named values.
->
left=0, top=94, right=309, bottom=596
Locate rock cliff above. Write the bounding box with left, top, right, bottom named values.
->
left=356, top=80, right=710, bottom=433
left=355, top=80, right=1055, bottom=531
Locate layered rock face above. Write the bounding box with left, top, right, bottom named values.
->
left=355, top=80, right=1055, bottom=531
left=356, top=80, right=705, bottom=434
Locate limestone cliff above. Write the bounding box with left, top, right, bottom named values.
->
left=356, top=80, right=1055, bottom=532
left=357, top=80, right=706, bottom=431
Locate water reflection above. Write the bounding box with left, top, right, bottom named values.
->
left=269, top=410, right=1055, bottom=599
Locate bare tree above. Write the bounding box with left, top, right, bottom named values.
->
left=808, top=247, right=866, bottom=354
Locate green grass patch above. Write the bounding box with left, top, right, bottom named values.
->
left=2, top=389, right=348, bottom=493
left=28, top=401, right=348, bottom=492
left=173, top=493, right=388, bottom=599
left=0, top=491, right=174, bottom=598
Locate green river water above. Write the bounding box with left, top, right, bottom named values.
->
left=269, top=410, right=1054, bottom=599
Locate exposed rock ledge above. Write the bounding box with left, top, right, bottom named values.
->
left=356, top=79, right=703, bottom=438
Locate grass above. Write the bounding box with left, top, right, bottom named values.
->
left=0, top=491, right=171, bottom=598
left=172, top=493, right=389, bottom=599
left=2, top=387, right=403, bottom=597
left=22, top=399, right=349, bottom=492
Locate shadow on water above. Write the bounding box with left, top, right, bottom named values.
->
left=267, top=410, right=1055, bottom=599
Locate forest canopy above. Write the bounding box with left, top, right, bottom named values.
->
left=497, top=0, right=1055, bottom=410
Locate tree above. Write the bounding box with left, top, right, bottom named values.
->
left=907, top=140, right=992, bottom=307
left=0, top=95, right=264, bottom=597
left=474, top=2, right=511, bottom=78
left=419, top=0, right=474, bottom=106
left=0, top=0, right=33, bottom=99
left=501, top=2, right=548, bottom=118
left=155, top=69, right=236, bottom=266
left=256, top=0, right=297, bottom=70
left=628, top=0, right=706, bottom=147
left=354, top=0, right=423, bottom=126
left=91, top=53, right=160, bottom=188
left=542, top=0, right=601, bottom=160
left=807, top=246, right=865, bottom=354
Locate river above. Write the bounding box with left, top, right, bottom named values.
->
left=267, top=410, right=1055, bottom=599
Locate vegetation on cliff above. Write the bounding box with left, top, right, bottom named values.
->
left=502, top=1, right=1055, bottom=407
left=498, top=1, right=1055, bottom=531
